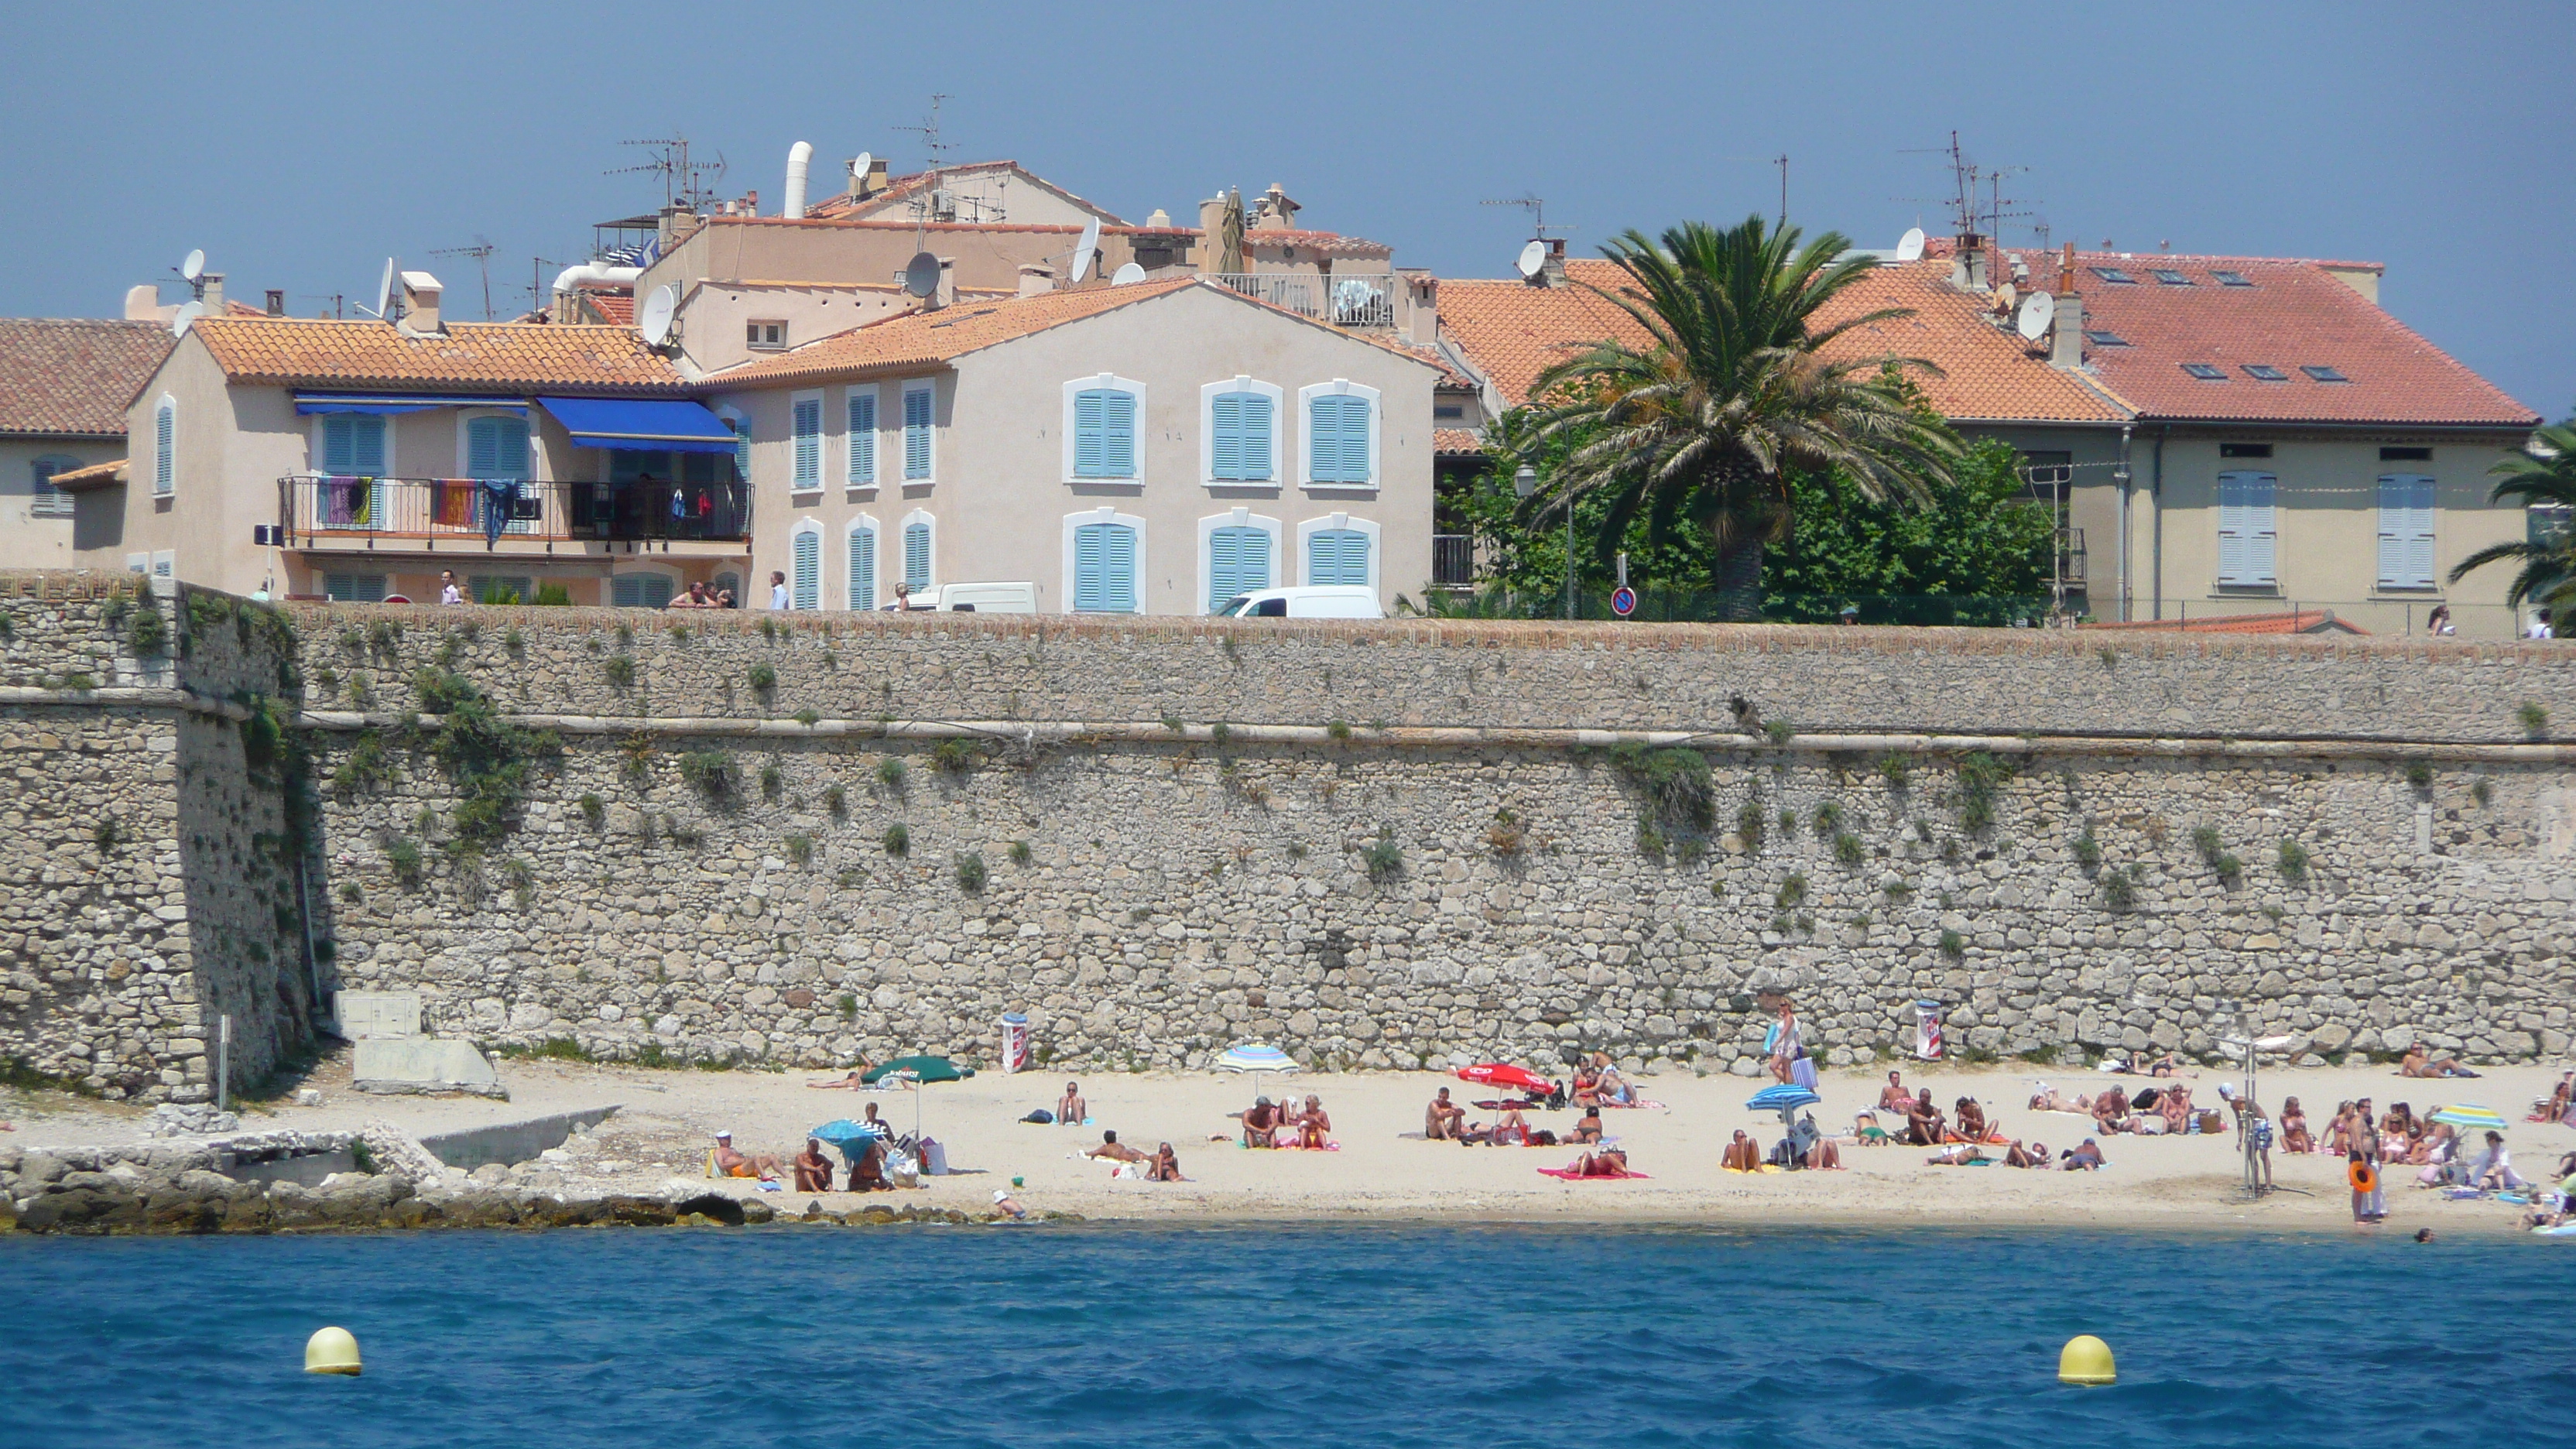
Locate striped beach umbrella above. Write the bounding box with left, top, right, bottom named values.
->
left=2427, top=1104, right=2507, bottom=1132
left=1215, top=1043, right=1298, bottom=1075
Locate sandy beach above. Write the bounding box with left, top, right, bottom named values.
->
left=12, top=1052, right=2567, bottom=1237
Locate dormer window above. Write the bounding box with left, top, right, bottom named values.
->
left=747, top=320, right=786, bottom=350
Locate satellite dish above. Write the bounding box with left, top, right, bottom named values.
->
left=1894, top=227, right=1926, bottom=262
left=180, top=248, right=206, bottom=283
left=1516, top=239, right=1547, bottom=279
left=639, top=283, right=680, bottom=346
left=1995, top=281, right=2019, bottom=313
left=372, top=257, right=397, bottom=319
left=2016, top=289, right=2056, bottom=342
left=1070, top=217, right=1100, bottom=283
left=852, top=149, right=873, bottom=188
left=1110, top=262, right=1147, bottom=286
left=170, top=300, right=206, bottom=337
left=902, top=251, right=940, bottom=298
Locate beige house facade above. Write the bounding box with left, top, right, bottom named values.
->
left=0, top=320, right=173, bottom=570
left=704, top=276, right=1437, bottom=615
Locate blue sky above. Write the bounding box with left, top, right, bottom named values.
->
left=6, top=1, right=2566, bottom=414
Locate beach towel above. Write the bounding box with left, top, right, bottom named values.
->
left=1537, top=1167, right=1651, bottom=1180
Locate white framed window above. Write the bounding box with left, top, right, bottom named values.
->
left=461, top=412, right=529, bottom=479
left=1062, top=507, right=1146, bottom=614
left=1198, top=508, right=1282, bottom=613
left=2217, top=471, right=2278, bottom=587
left=152, top=396, right=175, bottom=496
left=1062, top=373, right=1146, bottom=482
left=845, top=513, right=880, bottom=611
left=790, top=391, right=824, bottom=492
left=790, top=518, right=824, bottom=610
left=902, top=381, right=935, bottom=481
left=1201, top=376, right=1283, bottom=486
left=29, top=456, right=80, bottom=518
left=2376, top=473, right=2437, bottom=590
left=845, top=385, right=879, bottom=488
left=609, top=567, right=679, bottom=608
left=1297, top=512, right=1379, bottom=591
left=324, top=571, right=386, bottom=602
left=716, top=404, right=748, bottom=481
left=900, top=509, right=936, bottom=594
left=747, top=320, right=787, bottom=350
left=125, top=552, right=148, bottom=574
left=1297, top=379, right=1379, bottom=490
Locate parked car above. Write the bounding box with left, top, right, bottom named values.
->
left=910, top=581, right=1038, bottom=614
left=1212, top=586, right=1383, bottom=619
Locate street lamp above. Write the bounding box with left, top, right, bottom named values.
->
left=1513, top=464, right=1574, bottom=621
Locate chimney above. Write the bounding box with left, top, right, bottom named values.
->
left=1198, top=194, right=1226, bottom=252
left=1950, top=235, right=1985, bottom=291
left=1404, top=272, right=1438, bottom=346
left=396, top=271, right=443, bottom=335
left=1540, top=237, right=1568, bottom=288
left=265, top=289, right=285, bottom=317
left=849, top=154, right=889, bottom=199
left=1145, top=207, right=1171, bottom=228
left=1017, top=264, right=1055, bottom=298
left=125, top=284, right=171, bottom=322
left=199, top=273, right=225, bottom=313
left=2317, top=262, right=2382, bottom=305
left=2050, top=291, right=2084, bottom=369
left=934, top=257, right=956, bottom=309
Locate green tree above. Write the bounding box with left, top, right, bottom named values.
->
left=2448, top=420, right=2576, bottom=614
left=1763, top=437, right=2054, bottom=622
left=1520, top=215, right=1963, bottom=619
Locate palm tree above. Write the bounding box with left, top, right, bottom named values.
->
left=2448, top=422, right=2576, bottom=619
left=1524, top=216, right=1963, bottom=620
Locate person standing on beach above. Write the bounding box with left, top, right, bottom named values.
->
left=2351, top=1099, right=2385, bottom=1222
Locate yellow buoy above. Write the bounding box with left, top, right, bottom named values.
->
left=2058, top=1334, right=2115, bottom=1386
left=304, top=1326, right=362, bottom=1376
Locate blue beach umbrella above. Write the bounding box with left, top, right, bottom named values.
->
left=1745, top=1084, right=1822, bottom=1115
left=1215, top=1043, right=1299, bottom=1109
left=811, top=1118, right=886, bottom=1170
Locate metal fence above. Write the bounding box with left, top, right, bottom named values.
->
left=277, top=475, right=751, bottom=546
left=1208, top=272, right=1396, bottom=328
left=1430, top=534, right=1475, bottom=587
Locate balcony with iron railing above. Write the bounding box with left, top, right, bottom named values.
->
left=276, top=475, right=752, bottom=551
left=1208, top=272, right=1397, bottom=328
left=1431, top=533, right=1475, bottom=589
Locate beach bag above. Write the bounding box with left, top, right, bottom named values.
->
left=921, top=1139, right=948, bottom=1176
left=886, top=1151, right=920, bottom=1187
left=1790, top=1056, right=1818, bottom=1091
left=2197, top=1110, right=2225, bottom=1135
left=1021, top=1109, right=1054, bottom=1124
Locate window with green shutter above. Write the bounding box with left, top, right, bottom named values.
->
left=1073, top=521, right=1139, bottom=612
left=321, top=415, right=386, bottom=475
left=611, top=574, right=674, bottom=608
left=324, top=572, right=387, bottom=603
left=792, top=528, right=821, bottom=609
left=466, top=416, right=529, bottom=478
left=154, top=399, right=174, bottom=495
left=1206, top=525, right=1271, bottom=611
left=791, top=396, right=823, bottom=488
left=1307, top=527, right=1370, bottom=586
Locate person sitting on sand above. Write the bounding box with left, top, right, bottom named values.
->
left=1570, top=1064, right=1603, bottom=1110
left=1880, top=1070, right=1915, bottom=1114
left=1057, top=1081, right=1088, bottom=1125
left=849, top=1138, right=891, bottom=1191
left=1488, top=1106, right=1533, bottom=1147
left=1295, top=1094, right=1332, bottom=1149
left=2280, top=1097, right=2314, bottom=1155
left=1148, top=1142, right=1186, bottom=1182
left=2472, top=1131, right=2530, bottom=1192
left=2005, top=1139, right=2049, bottom=1168
left=2399, top=1046, right=2478, bottom=1079
left=792, top=1137, right=836, bottom=1192
left=2061, top=1139, right=2105, bottom=1170
left=1954, top=1097, right=1990, bottom=1144
left=1426, top=1088, right=1467, bottom=1141
left=1590, top=1053, right=1637, bottom=1107
left=1086, top=1129, right=1151, bottom=1164
left=1571, top=1146, right=1633, bottom=1177
left=1722, top=1130, right=1763, bottom=1171
left=2530, top=1073, right=2573, bottom=1125
left=1241, top=1096, right=1279, bottom=1149
left=2160, top=1085, right=2193, bottom=1136
left=1804, top=1117, right=1843, bottom=1171
left=2091, top=1091, right=2132, bottom=1135
left=1567, top=1107, right=1605, bottom=1144
left=712, top=1131, right=782, bottom=1180
left=1906, top=1089, right=1947, bottom=1146
left=2323, top=1101, right=2357, bottom=1156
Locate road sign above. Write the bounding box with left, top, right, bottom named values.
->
left=1611, top=586, right=1637, bottom=618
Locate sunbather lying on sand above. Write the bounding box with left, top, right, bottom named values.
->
left=2061, top=1139, right=2105, bottom=1170
left=807, top=1070, right=869, bottom=1089
left=2005, top=1139, right=2050, bottom=1168
left=1567, top=1108, right=1605, bottom=1144
left=1085, top=1130, right=1152, bottom=1163
left=2399, top=1046, right=2479, bottom=1079
left=1925, top=1143, right=1987, bottom=1166
left=1571, top=1147, right=1633, bottom=1177
left=2027, top=1084, right=2089, bottom=1112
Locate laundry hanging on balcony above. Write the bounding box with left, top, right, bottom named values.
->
left=480, top=478, right=519, bottom=543
left=535, top=397, right=735, bottom=453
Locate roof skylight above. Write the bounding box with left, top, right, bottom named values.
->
left=2153, top=269, right=2192, bottom=286
left=2089, top=266, right=2138, bottom=285
left=2180, top=363, right=2226, bottom=381
left=2300, top=365, right=2349, bottom=383
left=2211, top=269, right=2253, bottom=287
left=2083, top=330, right=2129, bottom=347
left=2242, top=364, right=2287, bottom=382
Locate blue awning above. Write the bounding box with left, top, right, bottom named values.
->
left=537, top=397, right=737, bottom=454
left=294, top=392, right=529, bottom=416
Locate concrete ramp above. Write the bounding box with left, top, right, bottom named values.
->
left=351, top=1038, right=505, bottom=1098
left=417, top=1105, right=622, bottom=1170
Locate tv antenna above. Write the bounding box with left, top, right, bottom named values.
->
left=1723, top=156, right=1792, bottom=224
left=608, top=136, right=727, bottom=211
left=430, top=237, right=496, bottom=320
left=1897, top=131, right=2034, bottom=245
left=1482, top=194, right=1571, bottom=245
left=896, top=94, right=954, bottom=170
left=522, top=256, right=571, bottom=317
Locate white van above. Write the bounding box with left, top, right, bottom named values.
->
left=1213, top=585, right=1383, bottom=620
left=920, top=581, right=1037, bottom=614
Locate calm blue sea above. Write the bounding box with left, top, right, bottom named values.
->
left=0, top=1225, right=2566, bottom=1448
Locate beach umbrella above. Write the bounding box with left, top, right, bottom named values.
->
left=810, top=1118, right=886, bottom=1173
left=1746, top=1084, right=1824, bottom=1169
left=1216, top=1043, right=1299, bottom=1103
left=2428, top=1105, right=2507, bottom=1132
left=862, top=1055, right=975, bottom=1142
left=1457, top=1063, right=1557, bottom=1095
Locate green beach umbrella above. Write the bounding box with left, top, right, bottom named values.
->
left=862, top=1055, right=976, bottom=1146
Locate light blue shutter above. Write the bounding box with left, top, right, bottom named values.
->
left=2376, top=477, right=2406, bottom=588
left=729, top=416, right=750, bottom=478
left=351, top=416, right=385, bottom=474
left=1074, top=524, right=1105, bottom=611
left=611, top=575, right=643, bottom=608
left=848, top=526, right=875, bottom=609
left=1074, top=391, right=1105, bottom=476
left=1074, top=522, right=1137, bottom=611
left=792, top=398, right=821, bottom=487
left=1308, top=528, right=1369, bottom=585
left=792, top=529, right=820, bottom=609
left=1104, top=391, right=1136, bottom=477
left=1311, top=396, right=1368, bottom=483
left=322, top=416, right=355, bottom=474
left=904, top=521, right=930, bottom=591
left=154, top=401, right=174, bottom=494
left=855, top=395, right=876, bottom=482
left=2246, top=473, right=2277, bottom=584
left=1105, top=522, right=1136, bottom=610
left=1242, top=395, right=1273, bottom=481
left=2383, top=474, right=2435, bottom=588
left=468, top=416, right=529, bottom=478
left=1207, top=525, right=1270, bottom=611
left=2218, top=473, right=2251, bottom=584
left=904, top=388, right=931, bottom=478
left=1210, top=395, right=1242, bottom=479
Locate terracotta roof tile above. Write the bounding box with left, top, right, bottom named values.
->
left=574, top=287, right=635, bottom=326
left=188, top=317, right=689, bottom=394
left=2029, top=252, right=2535, bottom=427
left=2079, top=608, right=2367, bottom=635
left=45, top=457, right=127, bottom=491
left=1433, top=428, right=1486, bottom=456
left=0, top=320, right=176, bottom=435
left=1439, top=259, right=2120, bottom=423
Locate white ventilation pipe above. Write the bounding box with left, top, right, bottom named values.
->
left=783, top=142, right=814, bottom=219
left=550, top=262, right=642, bottom=298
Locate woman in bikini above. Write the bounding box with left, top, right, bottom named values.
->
left=1570, top=1064, right=1603, bottom=1110
left=1954, top=1098, right=1991, bottom=1144
left=1572, top=1146, right=1632, bottom=1177
left=2280, top=1097, right=2314, bottom=1154
left=1296, top=1095, right=1331, bottom=1149
left=1147, top=1142, right=1186, bottom=1181
left=2005, top=1139, right=2050, bottom=1168
left=1721, top=1129, right=1762, bottom=1170
left=1567, top=1108, right=1605, bottom=1144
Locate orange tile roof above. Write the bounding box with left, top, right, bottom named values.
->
left=2026, top=251, right=2535, bottom=427
left=188, top=317, right=690, bottom=394
left=0, top=320, right=176, bottom=435
left=1432, top=428, right=1485, bottom=456
left=45, top=457, right=126, bottom=492
left=574, top=286, right=635, bottom=326
left=2079, top=608, right=2367, bottom=635
left=1438, top=259, right=2120, bottom=424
